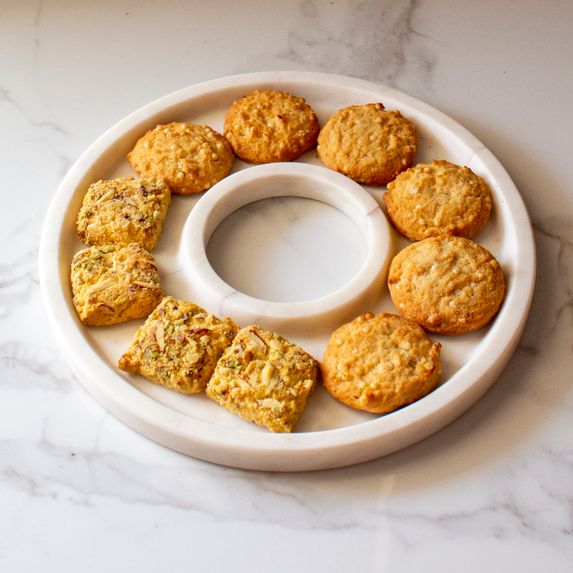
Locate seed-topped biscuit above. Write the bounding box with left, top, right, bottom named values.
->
left=317, top=102, right=416, bottom=185
left=128, top=122, right=234, bottom=195
left=223, top=90, right=319, bottom=163
left=384, top=160, right=492, bottom=240
left=76, top=177, right=171, bottom=251
left=71, top=244, right=162, bottom=326
left=321, top=313, right=441, bottom=414
left=206, top=326, right=319, bottom=432
left=118, top=296, right=238, bottom=395
left=387, top=235, right=506, bottom=335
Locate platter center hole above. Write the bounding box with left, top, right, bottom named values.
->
left=206, top=196, right=368, bottom=303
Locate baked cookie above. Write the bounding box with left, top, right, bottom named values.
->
left=128, top=122, right=234, bottom=195
left=387, top=235, right=506, bottom=335
left=71, top=244, right=162, bottom=326
left=384, top=160, right=492, bottom=240
left=321, top=313, right=441, bottom=414
left=317, top=102, right=416, bottom=185
left=223, top=90, right=319, bottom=163
left=76, top=177, right=171, bottom=251
left=118, top=296, right=238, bottom=395
left=206, top=326, right=319, bottom=432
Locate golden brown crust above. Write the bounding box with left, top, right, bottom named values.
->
left=76, top=177, right=171, bottom=251
left=317, top=102, right=416, bottom=185
left=206, top=326, right=319, bottom=432
left=387, top=235, right=506, bottom=335
left=127, top=122, right=234, bottom=195
left=321, top=313, right=441, bottom=414
left=71, top=244, right=162, bottom=326
left=223, top=90, right=319, bottom=163
left=384, top=160, right=492, bottom=240
left=118, top=296, right=238, bottom=395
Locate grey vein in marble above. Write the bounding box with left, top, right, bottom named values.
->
left=0, top=341, right=74, bottom=392
left=272, top=0, right=434, bottom=89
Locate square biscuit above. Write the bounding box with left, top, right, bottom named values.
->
left=206, top=326, right=319, bottom=433
left=71, top=244, right=162, bottom=326
left=76, top=177, right=171, bottom=251
left=118, top=296, right=238, bottom=395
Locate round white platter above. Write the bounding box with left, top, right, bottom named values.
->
left=39, top=71, right=535, bottom=471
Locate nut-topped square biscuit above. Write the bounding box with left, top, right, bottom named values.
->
left=71, top=244, right=162, bottom=326
left=206, top=326, right=320, bottom=433
left=118, top=296, right=238, bottom=395
left=76, top=177, right=171, bottom=251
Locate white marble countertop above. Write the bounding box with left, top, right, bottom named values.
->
left=1, top=1, right=572, bottom=571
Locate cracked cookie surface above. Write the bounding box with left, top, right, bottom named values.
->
left=128, top=122, right=234, bottom=195
left=224, top=90, right=319, bottom=163
left=387, top=235, right=506, bottom=335
left=384, top=160, right=492, bottom=240
left=317, top=102, right=416, bottom=185
left=321, top=313, right=441, bottom=414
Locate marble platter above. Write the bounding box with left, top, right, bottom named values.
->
left=39, top=71, right=535, bottom=471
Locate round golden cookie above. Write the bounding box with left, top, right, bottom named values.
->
left=321, top=313, right=441, bottom=414
left=387, top=235, right=506, bottom=335
left=223, top=90, right=319, bottom=163
left=317, top=102, right=416, bottom=185
left=127, top=122, right=234, bottom=195
left=384, top=160, right=493, bottom=240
